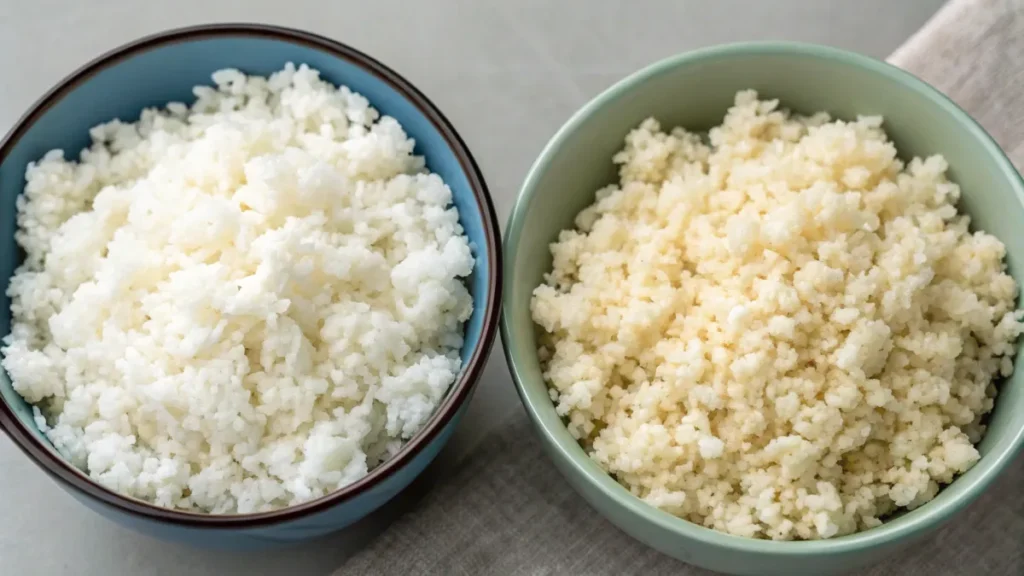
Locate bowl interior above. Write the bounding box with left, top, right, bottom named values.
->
left=0, top=34, right=494, bottom=449
left=504, top=44, right=1024, bottom=553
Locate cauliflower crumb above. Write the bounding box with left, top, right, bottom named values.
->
left=531, top=91, right=1023, bottom=540
left=699, top=436, right=726, bottom=459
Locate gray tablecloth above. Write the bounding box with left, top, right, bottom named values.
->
left=334, top=1, right=1024, bottom=574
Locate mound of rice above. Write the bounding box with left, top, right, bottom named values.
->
left=531, top=91, right=1023, bottom=540
left=2, top=64, right=474, bottom=513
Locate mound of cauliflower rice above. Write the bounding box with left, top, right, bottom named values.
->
left=2, top=64, right=474, bottom=513
left=531, top=90, right=1024, bottom=540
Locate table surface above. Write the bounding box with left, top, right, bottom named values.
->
left=0, top=1, right=948, bottom=574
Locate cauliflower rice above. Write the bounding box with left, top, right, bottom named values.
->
left=2, top=64, right=474, bottom=513
left=531, top=91, right=1024, bottom=540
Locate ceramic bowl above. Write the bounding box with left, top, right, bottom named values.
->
left=0, top=23, right=500, bottom=549
left=501, top=42, right=1024, bottom=576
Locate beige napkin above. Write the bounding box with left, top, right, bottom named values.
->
left=335, top=1, right=1024, bottom=573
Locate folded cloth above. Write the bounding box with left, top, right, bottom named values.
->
left=336, top=1, right=1024, bottom=573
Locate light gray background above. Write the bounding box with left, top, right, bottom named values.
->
left=0, top=1, right=948, bottom=574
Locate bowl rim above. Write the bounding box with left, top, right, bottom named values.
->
left=501, top=40, right=1024, bottom=555
left=0, top=23, right=502, bottom=527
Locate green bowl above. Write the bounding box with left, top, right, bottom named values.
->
left=501, top=42, right=1024, bottom=576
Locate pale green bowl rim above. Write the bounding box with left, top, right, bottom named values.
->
left=500, top=41, right=1024, bottom=556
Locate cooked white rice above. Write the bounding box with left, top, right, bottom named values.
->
left=2, top=64, right=474, bottom=513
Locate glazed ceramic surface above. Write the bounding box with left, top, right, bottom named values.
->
left=501, top=42, right=1024, bottom=576
left=0, top=24, right=500, bottom=549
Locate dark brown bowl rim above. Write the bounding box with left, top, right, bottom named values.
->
left=0, top=23, right=502, bottom=528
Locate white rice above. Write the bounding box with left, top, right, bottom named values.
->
left=2, top=64, right=474, bottom=513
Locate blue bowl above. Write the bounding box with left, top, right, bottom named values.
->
left=0, top=24, right=501, bottom=548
